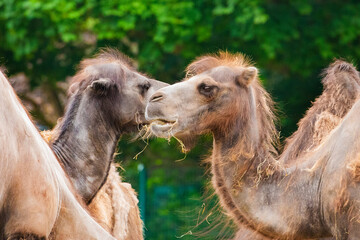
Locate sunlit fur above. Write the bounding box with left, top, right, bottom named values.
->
left=85, top=165, right=143, bottom=240
left=146, top=52, right=360, bottom=239
left=0, top=71, right=115, bottom=239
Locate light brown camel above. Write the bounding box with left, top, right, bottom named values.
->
left=233, top=60, right=360, bottom=239
left=0, top=70, right=115, bottom=240
left=146, top=52, right=360, bottom=239
left=43, top=49, right=167, bottom=239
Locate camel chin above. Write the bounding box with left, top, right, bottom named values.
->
left=149, top=120, right=177, bottom=138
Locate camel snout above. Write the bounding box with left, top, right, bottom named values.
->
left=150, top=92, right=164, bottom=102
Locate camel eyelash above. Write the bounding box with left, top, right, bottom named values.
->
left=198, top=83, right=218, bottom=97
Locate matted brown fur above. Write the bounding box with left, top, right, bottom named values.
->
left=281, top=60, right=360, bottom=165
left=233, top=59, right=360, bottom=240
left=205, top=58, right=360, bottom=239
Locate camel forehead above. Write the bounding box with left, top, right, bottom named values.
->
left=85, top=62, right=120, bottom=74
left=210, top=65, right=236, bottom=73
left=188, top=66, right=238, bottom=84
left=82, top=62, right=150, bottom=89
left=85, top=62, right=125, bottom=79
left=186, top=74, right=209, bottom=83
left=209, top=66, right=239, bottom=82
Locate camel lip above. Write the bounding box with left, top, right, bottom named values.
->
left=149, top=119, right=178, bottom=137
left=149, top=119, right=176, bottom=125
left=150, top=123, right=173, bottom=136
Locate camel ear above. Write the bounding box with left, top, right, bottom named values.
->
left=68, top=82, right=80, bottom=96
left=89, top=78, right=116, bottom=96
left=236, top=67, right=258, bottom=86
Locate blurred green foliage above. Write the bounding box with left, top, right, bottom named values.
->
left=117, top=136, right=235, bottom=239
left=2, top=0, right=360, bottom=133
left=2, top=0, right=360, bottom=239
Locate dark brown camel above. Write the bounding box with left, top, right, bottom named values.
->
left=46, top=49, right=167, bottom=239
left=145, top=52, right=360, bottom=239
left=234, top=60, right=360, bottom=239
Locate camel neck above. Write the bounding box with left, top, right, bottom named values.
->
left=211, top=120, right=327, bottom=238
left=52, top=101, right=120, bottom=204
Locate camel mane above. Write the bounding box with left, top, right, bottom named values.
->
left=185, top=51, right=252, bottom=78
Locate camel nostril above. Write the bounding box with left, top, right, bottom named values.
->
left=150, top=92, right=164, bottom=102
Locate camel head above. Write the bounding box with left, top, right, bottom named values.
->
left=62, top=49, right=168, bottom=135
left=50, top=49, right=168, bottom=203
left=146, top=52, right=266, bottom=149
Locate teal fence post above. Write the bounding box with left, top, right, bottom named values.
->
left=138, top=163, right=147, bottom=230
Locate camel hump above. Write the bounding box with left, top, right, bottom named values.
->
left=332, top=60, right=357, bottom=73
left=281, top=60, right=360, bottom=165
left=322, top=59, right=360, bottom=89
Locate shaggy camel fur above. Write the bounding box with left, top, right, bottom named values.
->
left=88, top=165, right=143, bottom=240
left=280, top=60, right=360, bottom=165
left=0, top=70, right=115, bottom=240
left=233, top=60, right=360, bottom=239
left=146, top=52, right=360, bottom=239
left=43, top=49, right=167, bottom=239
left=41, top=131, right=142, bottom=240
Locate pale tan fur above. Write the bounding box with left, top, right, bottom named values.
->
left=0, top=70, right=115, bottom=240
left=41, top=131, right=143, bottom=240
left=88, top=165, right=143, bottom=240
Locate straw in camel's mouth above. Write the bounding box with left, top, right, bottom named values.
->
left=148, top=118, right=178, bottom=137
left=151, top=119, right=176, bottom=125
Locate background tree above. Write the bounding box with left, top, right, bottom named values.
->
left=1, top=0, right=360, bottom=239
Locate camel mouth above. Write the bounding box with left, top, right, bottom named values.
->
left=151, top=119, right=176, bottom=125
left=148, top=118, right=178, bottom=137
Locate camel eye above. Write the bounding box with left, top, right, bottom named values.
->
left=138, top=82, right=151, bottom=96
left=198, top=83, right=218, bottom=98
